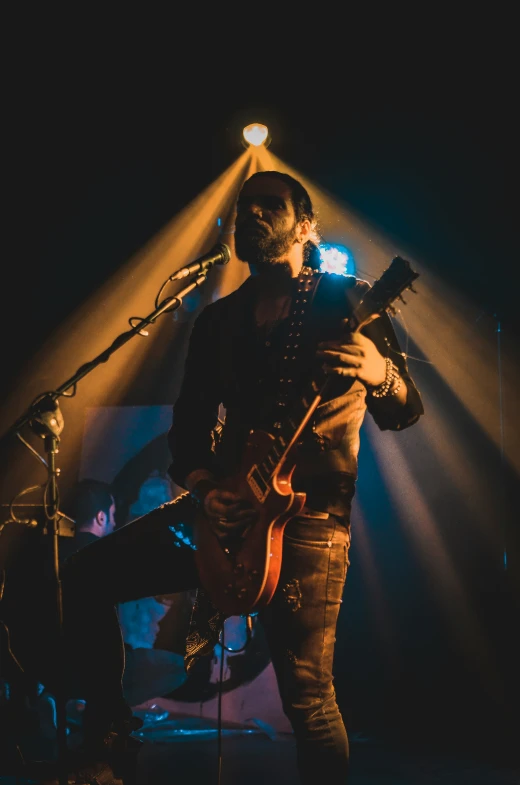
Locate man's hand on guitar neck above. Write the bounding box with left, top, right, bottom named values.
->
left=317, top=329, right=409, bottom=405
left=317, top=331, right=387, bottom=387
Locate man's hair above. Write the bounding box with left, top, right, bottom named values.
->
left=245, top=171, right=314, bottom=223
left=65, top=478, right=114, bottom=525
left=243, top=171, right=322, bottom=268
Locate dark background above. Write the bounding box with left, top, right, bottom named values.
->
left=2, top=19, right=518, bottom=763
left=3, top=30, right=516, bottom=388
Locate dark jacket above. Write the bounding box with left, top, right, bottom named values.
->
left=168, top=271, right=424, bottom=516
left=59, top=531, right=99, bottom=564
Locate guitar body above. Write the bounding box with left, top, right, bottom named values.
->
left=193, top=429, right=306, bottom=616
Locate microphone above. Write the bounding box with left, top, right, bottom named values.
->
left=169, top=242, right=231, bottom=281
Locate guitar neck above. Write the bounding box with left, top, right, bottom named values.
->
left=252, top=370, right=329, bottom=490
left=254, top=257, right=419, bottom=488
left=255, top=296, right=370, bottom=485
left=277, top=365, right=330, bottom=453
left=266, top=295, right=368, bottom=466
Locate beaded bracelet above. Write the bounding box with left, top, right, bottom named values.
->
left=369, top=357, right=402, bottom=398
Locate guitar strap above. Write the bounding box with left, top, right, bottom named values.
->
left=268, top=266, right=324, bottom=431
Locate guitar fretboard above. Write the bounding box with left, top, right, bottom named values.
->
left=248, top=256, right=419, bottom=495
left=251, top=365, right=331, bottom=492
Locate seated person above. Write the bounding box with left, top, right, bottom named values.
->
left=59, top=478, right=116, bottom=563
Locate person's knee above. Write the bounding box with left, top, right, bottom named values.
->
left=282, top=688, right=338, bottom=725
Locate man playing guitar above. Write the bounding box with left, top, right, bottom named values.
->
left=167, top=171, right=424, bottom=783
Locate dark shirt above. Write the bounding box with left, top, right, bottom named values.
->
left=59, top=530, right=100, bottom=563
left=168, top=271, right=424, bottom=517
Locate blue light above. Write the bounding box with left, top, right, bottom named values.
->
left=318, top=243, right=354, bottom=276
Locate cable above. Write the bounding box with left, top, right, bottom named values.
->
left=214, top=614, right=255, bottom=785
left=217, top=620, right=225, bottom=785
left=0, top=618, right=25, bottom=676
left=15, top=432, right=48, bottom=467
left=218, top=613, right=255, bottom=654
left=0, top=486, right=44, bottom=534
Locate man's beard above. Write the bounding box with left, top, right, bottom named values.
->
left=235, top=221, right=297, bottom=268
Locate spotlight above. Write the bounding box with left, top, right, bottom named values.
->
left=242, top=123, right=269, bottom=147
left=318, top=243, right=354, bottom=276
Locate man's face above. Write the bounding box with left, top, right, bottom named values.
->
left=234, top=176, right=299, bottom=267
left=101, top=500, right=117, bottom=537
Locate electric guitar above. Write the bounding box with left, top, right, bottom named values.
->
left=194, top=256, right=419, bottom=616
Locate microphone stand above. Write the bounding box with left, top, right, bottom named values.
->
left=2, top=269, right=211, bottom=784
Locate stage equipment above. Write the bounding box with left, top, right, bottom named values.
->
left=0, top=242, right=230, bottom=785
left=318, top=243, right=354, bottom=276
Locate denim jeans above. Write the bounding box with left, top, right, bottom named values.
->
left=10, top=498, right=351, bottom=783
left=260, top=515, right=351, bottom=784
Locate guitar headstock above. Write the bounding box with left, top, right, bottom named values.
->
left=350, top=256, right=419, bottom=332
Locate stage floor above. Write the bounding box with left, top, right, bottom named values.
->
left=133, top=722, right=519, bottom=785
left=1, top=713, right=518, bottom=785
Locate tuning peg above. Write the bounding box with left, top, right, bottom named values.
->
left=398, top=294, right=407, bottom=304
left=409, top=285, right=418, bottom=293
left=387, top=304, right=397, bottom=315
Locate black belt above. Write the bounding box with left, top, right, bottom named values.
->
left=299, top=506, right=330, bottom=519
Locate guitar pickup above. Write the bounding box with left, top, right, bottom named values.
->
left=247, top=467, right=269, bottom=501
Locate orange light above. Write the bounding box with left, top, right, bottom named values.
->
left=242, top=123, right=269, bottom=147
